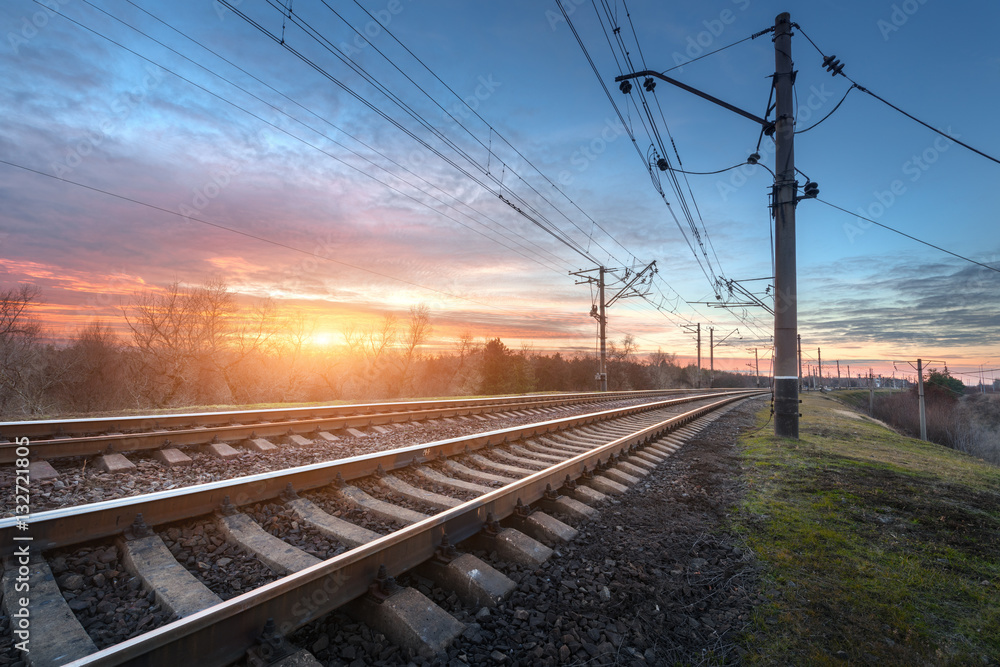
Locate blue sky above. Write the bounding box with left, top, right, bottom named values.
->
left=1, top=0, right=998, bottom=383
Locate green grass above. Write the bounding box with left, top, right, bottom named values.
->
left=733, top=393, right=1000, bottom=665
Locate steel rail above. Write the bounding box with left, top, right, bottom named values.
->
left=0, top=389, right=727, bottom=463
left=62, top=391, right=763, bottom=667
left=0, top=389, right=710, bottom=439
left=0, top=390, right=759, bottom=555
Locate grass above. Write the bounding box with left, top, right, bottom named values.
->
left=733, top=393, right=1000, bottom=665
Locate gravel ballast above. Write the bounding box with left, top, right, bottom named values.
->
left=286, top=397, right=765, bottom=666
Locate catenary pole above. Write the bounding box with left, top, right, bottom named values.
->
left=817, top=348, right=822, bottom=390
left=598, top=266, right=607, bottom=391
left=917, top=358, right=927, bottom=440
left=709, top=327, right=714, bottom=388
left=773, top=12, right=799, bottom=437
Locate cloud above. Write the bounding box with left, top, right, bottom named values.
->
left=801, top=254, right=1000, bottom=349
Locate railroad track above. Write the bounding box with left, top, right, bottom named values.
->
left=1, top=390, right=764, bottom=666
left=0, top=389, right=724, bottom=465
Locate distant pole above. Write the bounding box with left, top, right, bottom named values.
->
left=917, top=358, right=927, bottom=440
left=869, top=368, right=874, bottom=416
left=817, top=348, right=823, bottom=390
left=755, top=347, right=760, bottom=387
left=697, top=323, right=702, bottom=388
left=773, top=11, right=799, bottom=438
left=836, top=360, right=841, bottom=389
left=598, top=266, right=607, bottom=392
left=796, top=334, right=803, bottom=392
left=709, top=327, right=714, bottom=388
left=847, top=364, right=851, bottom=388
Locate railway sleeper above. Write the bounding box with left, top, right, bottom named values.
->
left=414, top=552, right=516, bottom=610
left=215, top=512, right=322, bottom=575
left=507, top=444, right=564, bottom=464
left=347, top=584, right=464, bottom=660
left=285, top=497, right=381, bottom=549
left=117, top=531, right=223, bottom=618
left=414, top=466, right=494, bottom=495
left=377, top=474, right=462, bottom=511
left=334, top=485, right=429, bottom=525
left=441, top=459, right=517, bottom=485
left=504, top=507, right=578, bottom=547
left=466, top=453, right=535, bottom=477
left=1, top=555, right=98, bottom=666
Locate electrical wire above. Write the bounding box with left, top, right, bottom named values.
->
left=84, top=0, right=572, bottom=275
left=795, top=22, right=1000, bottom=166
left=344, top=0, right=640, bottom=268
left=0, top=158, right=537, bottom=316
left=223, top=0, right=604, bottom=266
left=816, top=199, right=1000, bottom=274
left=794, top=85, right=854, bottom=134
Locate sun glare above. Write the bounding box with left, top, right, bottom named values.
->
left=310, top=332, right=333, bottom=347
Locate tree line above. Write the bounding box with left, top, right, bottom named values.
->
left=0, top=280, right=755, bottom=418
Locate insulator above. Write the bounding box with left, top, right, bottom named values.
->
left=822, top=55, right=844, bottom=76
left=619, top=80, right=633, bottom=94
left=643, top=77, right=655, bottom=92
left=747, top=152, right=760, bottom=165
left=656, top=158, right=668, bottom=171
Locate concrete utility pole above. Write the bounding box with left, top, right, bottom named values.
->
left=572, top=261, right=656, bottom=392
left=709, top=327, right=714, bottom=388
left=836, top=360, right=841, bottom=389
left=696, top=324, right=701, bottom=388
left=772, top=12, right=799, bottom=437
left=917, top=358, right=927, bottom=440
left=598, top=266, right=607, bottom=391
left=869, top=368, right=875, bottom=416
left=796, top=334, right=803, bottom=392
left=611, top=12, right=798, bottom=437
left=817, top=348, right=822, bottom=390
left=683, top=323, right=702, bottom=388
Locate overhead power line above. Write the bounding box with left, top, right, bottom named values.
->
left=0, top=158, right=544, bottom=318
left=795, top=22, right=1000, bottom=167
left=816, top=199, right=1000, bottom=274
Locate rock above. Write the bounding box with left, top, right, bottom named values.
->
left=462, top=623, right=483, bottom=643
left=559, top=644, right=571, bottom=662
left=599, top=585, right=611, bottom=602
left=312, top=635, right=329, bottom=653
left=476, top=607, right=491, bottom=620
left=490, top=650, right=507, bottom=663
left=61, top=573, right=85, bottom=591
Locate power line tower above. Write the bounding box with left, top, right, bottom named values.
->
left=572, top=261, right=657, bottom=391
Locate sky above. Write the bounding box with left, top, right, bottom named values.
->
left=2, top=0, right=999, bottom=385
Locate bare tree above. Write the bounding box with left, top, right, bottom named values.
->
left=122, top=279, right=279, bottom=406
left=391, top=304, right=432, bottom=396
left=57, top=321, right=135, bottom=413
left=0, top=284, right=50, bottom=415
